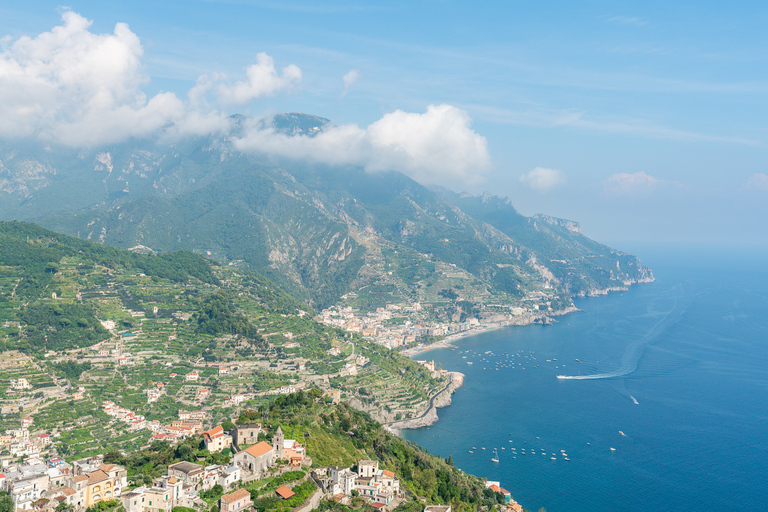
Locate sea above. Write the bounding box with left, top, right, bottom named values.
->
left=403, top=243, right=768, bottom=512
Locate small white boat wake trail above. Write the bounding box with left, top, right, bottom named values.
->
left=557, top=285, right=689, bottom=381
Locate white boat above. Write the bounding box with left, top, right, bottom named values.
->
left=610, top=447, right=616, bottom=451
left=491, top=448, right=499, bottom=463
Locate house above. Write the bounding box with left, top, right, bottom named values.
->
left=220, top=488, right=252, bottom=512
left=378, top=469, right=400, bottom=495
left=22, top=416, right=34, bottom=429
left=120, top=489, right=146, bottom=512
left=488, top=484, right=512, bottom=504
left=232, top=424, right=261, bottom=447
left=328, top=467, right=356, bottom=496
left=203, top=426, right=232, bottom=453
left=137, top=477, right=183, bottom=512
left=217, top=366, right=228, bottom=375
left=374, top=489, right=393, bottom=506
left=167, top=461, right=205, bottom=489
left=178, top=410, right=206, bottom=421
left=79, top=463, right=128, bottom=508
left=218, top=465, right=241, bottom=489
left=11, top=378, right=31, bottom=390
left=233, top=441, right=274, bottom=474
left=185, top=372, right=199, bottom=382
left=358, top=460, right=378, bottom=478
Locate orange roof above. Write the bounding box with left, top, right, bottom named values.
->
left=62, top=488, right=76, bottom=497
left=489, top=484, right=501, bottom=493
left=275, top=486, right=295, bottom=499
left=244, top=441, right=273, bottom=457
left=207, top=425, right=224, bottom=438
left=74, top=475, right=88, bottom=483
left=382, top=470, right=395, bottom=478
left=221, top=488, right=250, bottom=504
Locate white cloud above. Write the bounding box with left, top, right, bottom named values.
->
left=234, top=104, right=491, bottom=186
left=191, top=53, right=302, bottom=107
left=603, top=171, right=665, bottom=196
left=743, top=173, right=768, bottom=191
left=341, top=69, right=360, bottom=97
left=519, top=167, right=564, bottom=191
left=0, top=12, right=297, bottom=146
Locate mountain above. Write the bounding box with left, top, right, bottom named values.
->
left=0, top=114, right=652, bottom=310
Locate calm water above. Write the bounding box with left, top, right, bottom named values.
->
left=404, top=245, right=768, bottom=512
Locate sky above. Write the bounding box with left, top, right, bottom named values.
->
left=1, top=1, right=767, bottom=247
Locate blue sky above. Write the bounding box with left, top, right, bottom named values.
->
left=1, top=1, right=767, bottom=246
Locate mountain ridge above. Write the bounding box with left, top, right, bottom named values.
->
left=0, top=113, right=652, bottom=310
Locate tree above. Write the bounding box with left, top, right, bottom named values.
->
left=221, top=420, right=235, bottom=431
left=0, top=493, right=13, bottom=512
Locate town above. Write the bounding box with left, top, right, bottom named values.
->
left=0, top=404, right=524, bottom=512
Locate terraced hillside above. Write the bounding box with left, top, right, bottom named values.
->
left=0, top=222, right=447, bottom=459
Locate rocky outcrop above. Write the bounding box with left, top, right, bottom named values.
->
left=384, top=372, right=464, bottom=437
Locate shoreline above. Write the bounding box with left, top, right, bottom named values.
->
left=385, top=282, right=653, bottom=435
left=384, top=371, right=465, bottom=437
left=401, top=306, right=581, bottom=358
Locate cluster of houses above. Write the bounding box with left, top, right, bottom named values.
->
left=1, top=417, right=52, bottom=459
left=0, top=455, right=128, bottom=512
left=314, top=459, right=400, bottom=508
left=319, top=304, right=482, bottom=349
left=103, top=403, right=206, bottom=440
left=0, top=417, right=521, bottom=512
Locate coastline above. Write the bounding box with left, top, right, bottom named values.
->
left=401, top=306, right=581, bottom=358
left=384, top=371, right=465, bottom=437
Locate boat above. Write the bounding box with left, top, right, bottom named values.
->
left=491, top=448, right=499, bottom=463
left=610, top=447, right=616, bottom=451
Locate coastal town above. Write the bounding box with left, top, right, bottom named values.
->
left=318, top=300, right=565, bottom=353
left=0, top=408, right=525, bottom=512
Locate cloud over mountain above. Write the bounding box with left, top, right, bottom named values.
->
left=0, top=12, right=491, bottom=187
left=234, top=104, right=491, bottom=186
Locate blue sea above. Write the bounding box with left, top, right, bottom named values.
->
left=403, top=244, right=768, bottom=512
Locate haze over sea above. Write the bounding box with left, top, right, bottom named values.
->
left=404, top=244, right=768, bottom=512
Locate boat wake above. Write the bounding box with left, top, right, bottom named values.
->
left=557, top=285, right=688, bottom=381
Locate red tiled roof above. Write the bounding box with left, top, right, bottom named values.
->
left=371, top=504, right=385, bottom=509
left=275, top=486, right=295, bottom=499
left=382, top=470, right=394, bottom=477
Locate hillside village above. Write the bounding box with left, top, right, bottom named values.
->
left=0, top=403, right=526, bottom=512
